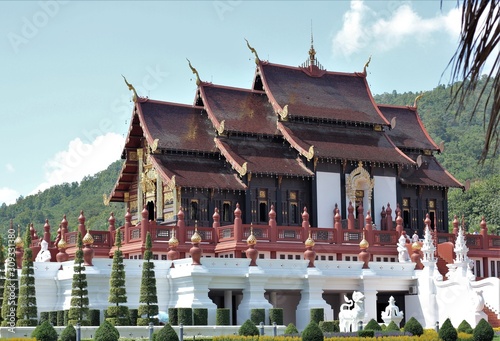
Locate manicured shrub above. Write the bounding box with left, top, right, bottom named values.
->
left=250, top=308, right=265, bottom=325
left=302, top=320, right=324, bottom=341
left=89, top=309, right=100, bottom=326
left=156, top=323, right=179, bottom=341
left=60, top=324, right=76, bottom=341
left=319, top=320, right=338, bottom=333
left=168, top=308, right=178, bottom=325
left=193, top=308, right=208, bottom=325
left=404, top=317, right=424, bottom=336
left=178, top=307, right=193, bottom=325
left=473, top=318, right=494, bottom=341
left=94, top=320, right=120, bottom=341
left=386, top=320, right=400, bottom=331
left=31, top=320, right=58, bottom=341
left=364, top=318, right=382, bottom=331
left=457, top=319, right=473, bottom=334
left=310, top=308, right=324, bottom=324
left=129, top=308, right=138, bottom=326
left=439, top=318, right=457, bottom=341
left=216, top=308, right=230, bottom=326
left=239, top=319, right=259, bottom=336
left=284, top=323, right=299, bottom=335
left=48, top=311, right=57, bottom=326
left=39, top=312, right=49, bottom=324
left=269, top=308, right=283, bottom=325
left=56, top=310, right=64, bottom=326
left=358, top=330, right=375, bottom=337
left=64, top=310, right=69, bottom=326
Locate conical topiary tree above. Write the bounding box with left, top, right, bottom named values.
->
left=238, top=319, right=259, bottom=336
left=68, top=232, right=89, bottom=325
left=473, top=318, right=494, bottom=341
left=155, top=323, right=179, bottom=341
left=438, top=318, right=457, bottom=341
left=1, top=234, right=18, bottom=327
left=106, top=229, right=130, bottom=325
left=95, top=320, right=120, bottom=341
left=302, top=320, right=324, bottom=341
left=457, top=319, right=473, bottom=334
left=16, top=229, right=38, bottom=326
left=403, top=317, right=423, bottom=336
left=137, top=231, right=159, bottom=325
left=0, top=235, right=6, bottom=325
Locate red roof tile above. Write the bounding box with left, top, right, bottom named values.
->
left=400, top=155, right=463, bottom=188
left=151, top=154, right=247, bottom=190
left=200, top=85, right=279, bottom=136
left=215, top=137, right=314, bottom=177
left=136, top=99, right=217, bottom=153
left=379, top=105, right=439, bottom=151
left=259, top=63, right=389, bottom=125
left=278, top=121, right=414, bottom=166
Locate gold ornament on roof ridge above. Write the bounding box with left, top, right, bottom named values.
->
left=413, top=93, right=424, bottom=108
left=245, top=38, right=260, bottom=64
left=187, top=58, right=201, bottom=86
left=217, top=120, right=225, bottom=135
left=122, top=75, right=138, bottom=102
left=278, top=105, right=289, bottom=120
left=304, top=145, right=314, bottom=161
left=363, top=55, right=372, bottom=75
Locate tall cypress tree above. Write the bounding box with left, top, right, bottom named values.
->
left=1, top=234, right=18, bottom=327
left=106, top=229, right=130, bottom=325
left=16, top=229, right=38, bottom=326
left=0, top=235, right=6, bottom=324
left=137, top=232, right=159, bottom=325
left=68, top=232, right=89, bottom=325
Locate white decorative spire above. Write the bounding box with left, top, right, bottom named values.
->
left=421, top=224, right=436, bottom=262
left=454, top=226, right=469, bottom=263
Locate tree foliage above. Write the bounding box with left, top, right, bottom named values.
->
left=16, top=229, right=37, bottom=326
left=68, top=232, right=89, bottom=325
left=137, top=231, right=159, bottom=326
left=106, top=229, right=130, bottom=326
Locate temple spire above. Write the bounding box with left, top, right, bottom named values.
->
left=309, top=21, right=316, bottom=66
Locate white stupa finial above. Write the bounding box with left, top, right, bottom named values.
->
left=454, top=226, right=469, bottom=263
left=421, top=224, right=436, bottom=262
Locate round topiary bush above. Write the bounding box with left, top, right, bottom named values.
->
left=284, top=322, right=299, bottom=335
left=404, top=317, right=424, bottom=336
left=94, top=320, right=120, bottom=341
left=302, top=321, right=324, bottom=341
left=473, top=318, right=494, bottom=341
left=319, top=321, right=338, bottom=333
left=364, top=318, right=382, bottom=331
left=438, top=318, right=457, bottom=341
left=457, top=319, right=473, bottom=334
left=239, top=319, right=259, bottom=336
left=386, top=320, right=400, bottom=331
left=60, top=324, right=76, bottom=341
left=31, top=320, right=58, bottom=341
left=156, top=323, right=179, bottom=341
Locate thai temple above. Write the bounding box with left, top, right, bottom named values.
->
left=12, top=39, right=500, bottom=332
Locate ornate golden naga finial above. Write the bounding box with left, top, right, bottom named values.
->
left=413, top=93, right=424, bottom=108
left=304, top=145, right=314, bottom=161
left=150, top=138, right=159, bottom=153
left=239, top=162, right=248, bottom=177
left=122, top=75, right=138, bottom=102
left=186, top=58, right=201, bottom=85
left=363, top=55, right=372, bottom=75
left=278, top=105, right=289, bottom=120
left=103, top=193, right=111, bottom=206
left=245, top=38, right=260, bottom=65
left=217, top=120, right=225, bottom=135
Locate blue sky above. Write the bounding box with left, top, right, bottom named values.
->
left=0, top=1, right=463, bottom=205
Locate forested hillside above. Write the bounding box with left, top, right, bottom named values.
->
left=0, top=160, right=125, bottom=238
left=1, top=77, right=498, bottom=238
left=374, top=76, right=499, bottom=234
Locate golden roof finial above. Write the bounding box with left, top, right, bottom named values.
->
left=83, top=229, right=94, bottom=245
left=305, top=231, right=315, bottom=247
left=15, top=226, right=23, bottom=248
left=247, top=223, right=257, bottom=245
left=122, top=75, right=138, bottom=102
left=245, top=38, right=260, bottom=65
left=363, top=55, right=372, bottom=76
left=359, top=230, right=369, bottom=249
left=191, top=226, right=202, bottom=243
left=413, top=93, right=424, bottom=108
left=187, top=58, right=201, bottom=86
left=309, top=21, right=316, bottom=65
left=169, top=228, right=179, bottom=247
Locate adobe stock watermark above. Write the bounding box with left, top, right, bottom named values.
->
left=213, top=0, right=242, bottom=21
left=7, top=1, right=69, bottom=54
left=5, top=228, right=18, bottom=333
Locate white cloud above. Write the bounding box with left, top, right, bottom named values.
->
left=0, top=187, right=19, bottom=206
left=5, top=163, right=15, bottom=173
left=333, top=1, right=461, bottom=57
left=31, top=133, right=125, bottom=195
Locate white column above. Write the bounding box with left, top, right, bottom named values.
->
left=224, top=290, right=233, bottom=325
left=237, top=268, right=272, bottom=324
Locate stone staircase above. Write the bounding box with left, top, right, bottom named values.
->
left=483, top=305, right=500, bottom=328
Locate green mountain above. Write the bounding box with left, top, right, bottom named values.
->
left=1, top=77, right=498, bottom=237
left=0, top=160, right=125, bottom=238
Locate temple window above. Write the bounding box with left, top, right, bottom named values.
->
left=190, top=199, right=199, bottom=221
left=402, top=198, right=411, bottom=229
left=428, top=199, right=436, bottom=229
left=222, top=201, right=232, bottom=222
left=289, top=190, right=299, bottom=224
left=258, top=189, right=268, bottom=222
left=147, top=201, right=155, bottom=221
